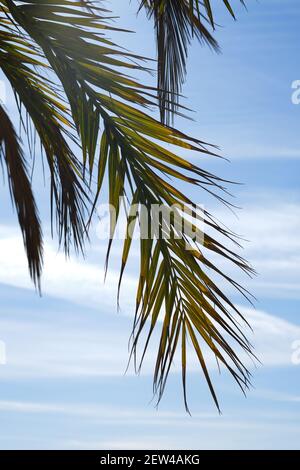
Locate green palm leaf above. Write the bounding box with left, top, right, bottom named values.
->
left=140, top=0, right=247, bottom=124
left=0, top=105, right=43, bottom=288
left=0, top=1, right=89, bottom=259
left=0, top=0, right=254, bottom=410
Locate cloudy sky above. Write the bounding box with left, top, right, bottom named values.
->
left=0, top=0, right=300, bottom=449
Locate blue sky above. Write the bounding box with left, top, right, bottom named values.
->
left=0, top=0, right=300, bottom=449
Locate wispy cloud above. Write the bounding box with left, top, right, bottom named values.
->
left=0, top=193, right=300, bottom=380
left=1, top=195, right=300, bottom=305
left=0, top=294, right=299, bottom=380
left=0, top=225, right=137, bottom=312
left=210, top=196, right=300, bottom=299
left=1, top=397, right=300, bottom=450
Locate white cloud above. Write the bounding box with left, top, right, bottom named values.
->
left=0, top=225, right=137, bottom=312
left=222, top=145, right=300, bottom=160
left=242, top=307, right=300, bottom=367
left=209, top=197, right=300, bottom=298
left=0, top=298, right=299, bottom=380
left=0, top=399, right=217, bottom=422
left=1, top=397, right=300, bottom=450
left=0, top=314, right=133, bottom=379
left=1, top=196, right=300, bottom=306
left=0, top=193, right=300, bottom=380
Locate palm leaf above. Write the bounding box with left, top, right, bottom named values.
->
left=0, top=0, right=254, bottom=410
left=0, top=2, right=89, bottom=256
left=139, top=0, right=247, bottom=124
left=0, top=105, right=43, bottom=288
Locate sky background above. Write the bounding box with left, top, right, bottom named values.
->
left=0, top=0, right=300, bottom=449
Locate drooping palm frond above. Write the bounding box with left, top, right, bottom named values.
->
left=0, top=1, right=89, bottom=264
left=0, top=104, right=43, bottom=288
left=97, top=99, right=255, bottom=411
left=0, top=0, right=254, bottom=409
left=140, top=0, right=247, bottom=124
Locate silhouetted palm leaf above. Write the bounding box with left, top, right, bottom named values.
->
left=0, top=105, right=43, bottom=288
left=140, top=0, right=247, bottom=124
left=0, top=0, right=254, bottom=410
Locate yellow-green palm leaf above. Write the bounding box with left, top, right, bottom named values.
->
left=140, top=0, right=247, bottom=124
left=0, top=0, right=254, bottom=411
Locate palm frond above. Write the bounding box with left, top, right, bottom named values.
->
left=0, top=2, right=89, bottom=254
left=139, top=0, right=247, bottom=124
left=91, top=97, right=255, bottom=410
left=0, top=105, right=43, bottom=288
left=0, top=0, right=254, bottom=409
